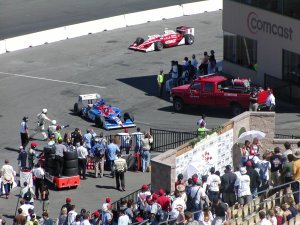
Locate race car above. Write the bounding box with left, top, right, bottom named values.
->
left=129, top=26, right=194, bottom=52
left=73, top=94, right=135, bottom=130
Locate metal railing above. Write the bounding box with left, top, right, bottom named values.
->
left=274, top=133, right=300, bottom=139
left=150, top=128, right=198, bottom=152
left=111, top=184, right=152, bottom=210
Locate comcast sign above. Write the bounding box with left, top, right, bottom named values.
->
left=247, top=12, right=293, bottom=40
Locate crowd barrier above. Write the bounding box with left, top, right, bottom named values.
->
left=0, top=0, right=222, bottom=54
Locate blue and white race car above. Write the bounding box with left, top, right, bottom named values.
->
left=73, top=94, right=135, bottom=130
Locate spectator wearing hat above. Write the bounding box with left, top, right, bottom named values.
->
left=61, top=197, right=72, bottom=213
left=114, top=152, right=127, bottom=191
left=176, top=184, right=187, bottom=202
left=245, top=160, right=261, bottom=199
left=169, top=191, right=186, bottom=221
left=102, top=197, right=111, bottom=212
left=91, top=211, right=101, bottom=225
left=292, top=150, right=300, bottom=204
left=206, top=167, right=221, bottom=202
left=235, top=167, right=252, bottom=206
left=137, top=184, right=151, bottom=214
left=187, top=179, right=206, bottom=220
left=270, top=147, right=283, bottom=187
left=199, top=203, right=213, bottom=225
left=221, top=165, right=237, bottom=207
left=28, top=142, right=37, bottom=169
left=157, top=188, right=171, bottom=220
left=211, top=197, right=230, bottom=225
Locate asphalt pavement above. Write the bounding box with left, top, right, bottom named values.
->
left=0, top=11, right=299, bottom=222
left=0, top=0, right=197, bottom=39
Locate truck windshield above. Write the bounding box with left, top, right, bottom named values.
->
left=190, top=82, right=201, bottom=90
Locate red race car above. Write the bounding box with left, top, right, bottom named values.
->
left=129, top=26, right=194, bottom=52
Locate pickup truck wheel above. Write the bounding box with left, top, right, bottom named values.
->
left=155, top=41, right=163, bottom=51
left=173, top=98, right=184, bottom=112
left=231, top=104, right=242, bottom=116
left=184, top=34, right=194, bottom=45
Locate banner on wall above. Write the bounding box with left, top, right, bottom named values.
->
left=176, top=129, right=233, bottom=179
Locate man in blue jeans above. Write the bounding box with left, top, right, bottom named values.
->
left=106, top=138, right=120, bottom=178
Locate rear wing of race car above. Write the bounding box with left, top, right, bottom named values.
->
left=176, top=26, right=194, bottom=36
left=78, top=93, right=101, bottom=103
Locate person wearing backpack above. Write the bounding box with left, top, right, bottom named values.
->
left=92, top=135, right=107, bottom=178
left=21, top=181, right=35, bottom=205
left=187, top=180, right=206, bottom=221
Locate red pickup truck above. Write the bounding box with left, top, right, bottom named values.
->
left=170, top=74, right=269, bottom=116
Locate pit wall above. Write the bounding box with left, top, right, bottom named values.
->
left=0, top=0, right=222, bottom=54
left=151, top=111, right=300, bottom=193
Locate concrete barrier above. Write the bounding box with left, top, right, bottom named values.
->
left=125, top=5, right=184, bottom=26
left=65, top=15, right=126, bottom=39
left=0, top=40, right=6, bottom=54
left=182, top=0, right=222, bottom=16
left=5, top=27, right=67, bottom=52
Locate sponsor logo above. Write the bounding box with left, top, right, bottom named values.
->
left=247, top=12, right=293, bottom=40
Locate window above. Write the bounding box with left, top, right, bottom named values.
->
left=224, top=32, right=258, bottom=70
left=190, top=82, right=201, bottom=91
left=283, top=49, right=300, bottom=85
left=204, top=82, right=213, bottom=92
left=228, top=0, right=300, bottom=20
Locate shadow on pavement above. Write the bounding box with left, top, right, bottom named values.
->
left=117, top=75, right=159, bottom=97
left=95, top=185, right=116, bottom=190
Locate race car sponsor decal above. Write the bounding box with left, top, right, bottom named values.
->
left=165, top=39, right=176, bottom=44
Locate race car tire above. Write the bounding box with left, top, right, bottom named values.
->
left=44, top=146, right=56, bottom=155
left=123, top=112, right=134, bottom=122
left=173, top=98, right=184, bottom=112
left=64, top=159, right=78, bottom=169
left=154, top=41, right=163, bottom=51
left=135, top=37, right=144, bottom=45
left=231, top=103, right=243, bottom=116
left=62, top=168, right=78, bottom=177
left=74, top=102, right=83, bottom=116
left=64, top=151, right=78, bottom=161
left=184, top=34, right=194, bottom=45
left=45, top=157, right=56, bottom=168
left=95, top=115, right=105, bottom=128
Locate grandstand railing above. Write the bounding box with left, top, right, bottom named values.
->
left=111, top=184, right=151, bottom=210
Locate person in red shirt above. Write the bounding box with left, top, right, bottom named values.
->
left=156, top=188, right=171, bottom=220
left=175, top=174, right=185, bottom=188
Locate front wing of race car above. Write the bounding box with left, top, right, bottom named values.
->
left=103, top=117, right=136, bottom=130
left=129, top=42, right=155, bottom=52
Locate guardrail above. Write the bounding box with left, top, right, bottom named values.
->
left=0, top=0, right=222, bottom=55
left=111, top=184, right=151, bottom=210
left=274, top=133, right=300, bottom=139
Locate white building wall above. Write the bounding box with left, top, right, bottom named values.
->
left=223, top=0, right=300, bottom=85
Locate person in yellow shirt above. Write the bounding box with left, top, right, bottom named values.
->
left=157, top=69, right=165, bottom=98
left=292, top=151, right=300, bottom=204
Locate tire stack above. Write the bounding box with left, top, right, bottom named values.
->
left=63, top=151, right=78, bottom=177
left=44, top=147, right=56, bottom=176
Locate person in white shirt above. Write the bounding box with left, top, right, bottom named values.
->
left=137, top=184, right=152, bottom=211
left=259, top=210, right=272, bottom=225
left=68, top=205, right=78, bottom=225
left=80, top=213, right=91, bottom=225
left=189, top=180, right=206, bottom=220
left=77, top=143, right=89, bottom=180
left=191, top=54, right=198, bottom=70
left=206, top=167, right=221, bottom=201
left=118, top=209, right=130, bottom=225
left=169, top=191, right=186, bottom=220
left=30, top=108, right=52, bottom=140
left=32, top=162, right=45, bottom=200
left=1, top=159, right=16, bottom=199
left=265, top=90, right=275, bottom=111
left=234, top=167, right=252, bottom=206
left=19, top=199, right=34, bottom=217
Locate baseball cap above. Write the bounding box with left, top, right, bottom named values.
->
left=141, top=184, right=148, bottom=190
left=105, top=197, right=111, bottom=203
left=245, top=161, right=252, bottom=167
left=94, top=211, right=100, bottom=217
left=66, top=197, right=71, bottom=203
left=152, top=193, right=158, bottom=200
left=158, top=188, right=165, bottom=196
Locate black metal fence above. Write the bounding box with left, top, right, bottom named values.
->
left=111, top=184, right=151, bottom=210
left=150, top=128, right=198, bottom=152
left=275, top=133, right=300, bottom=139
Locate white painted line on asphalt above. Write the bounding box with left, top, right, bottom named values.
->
left=135, top=120, right=151, bottom=125
left=0, top=71, right=106, bottom=89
